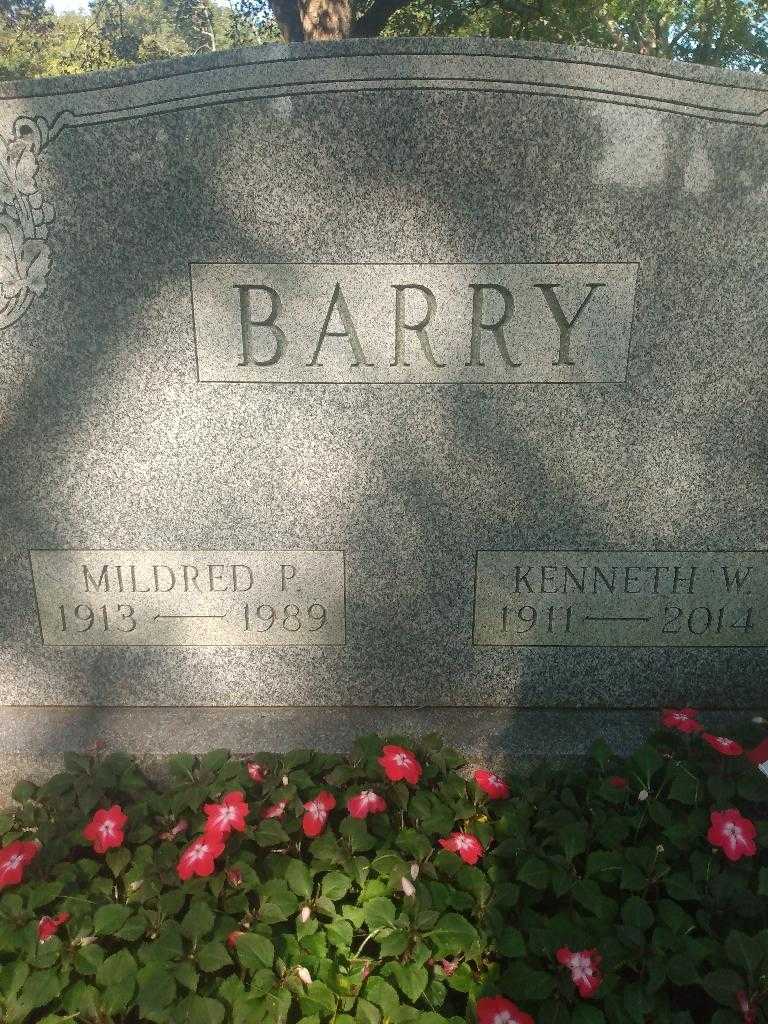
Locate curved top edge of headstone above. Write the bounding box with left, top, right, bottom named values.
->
left=1, top=35, right=766, bottom=100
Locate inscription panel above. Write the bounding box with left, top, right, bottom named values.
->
left=190, top=263, right=638, bottom=384
left=30, top=550, right=345, bottom=647
left=474, top=551, right=768, bottom=647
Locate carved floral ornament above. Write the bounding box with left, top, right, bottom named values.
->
left=0, top=116, right=54, bottom=331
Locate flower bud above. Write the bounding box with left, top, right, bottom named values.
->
left=296, top=966, right=312, bottom=985
left=638, top=789, right=649, bottom=802
left=752, top=716, right=766, bottom=724
left=282, top=775, right=289, bottom=786
left=299, top=905, right=311, bottom=923
left=656, top=844, right=664, bottom=853
left=401, top=876, right=416, bottom=897
left=410, top=862, right=419, bottom=880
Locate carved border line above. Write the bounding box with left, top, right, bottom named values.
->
left=48, top=73, right=768, bottom=141
left=2, top=54, right=766, bottom=331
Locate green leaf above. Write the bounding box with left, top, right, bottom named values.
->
left=197, top=941, right=232, bottom=973
left=255, top=819, right=290, bottom=846
left=428, top=913, right=479, bottom=957
left=175, top=993, right=226, bottom=1023
left=75, top=942, right=105, bottom=975
left=18, top=969, right=61, bottom=1011
left=94, top=903, right=133, bottom=935
left=106, top=847, right=131, bottom=877
left=96, top=949, right=137, bottom=988
left=571, top=1006, right=606, bottom=1024
left=621, top=897, right=654, bottom=931
left=365, top=977, right=399, bottom=1017
left=301, top=980, right=337, bottom=1018
left=392, top=963, right=427, bottom=1002
left=321, top=871, right=352, bottom=900
left=363, top=897, right=397, bottom=930
left=259, top=880, right=299, bottom=923
left=496, top=928, right=525, bottom=957
left=235, top=933, right=274, bottom=971
left=12, top=780, right=38, bottom=803
left=356, top=997, right=381, bottom=1024
left=340, top=817, right=377, bottom=853
left=558, top=824, right=587, bottom=860
left=286, top=859, right=313, bottom=900
left=725, top=930, right=764, bottom=980
left=326, top=917, right=354, bottom=949
left=181, top=901, right=215, bottom=941
left=517, top=858, right=550, bottom=890
left=702, top=969, right=744, bottom=1006
left=137, top=963, right=176, bottom=1011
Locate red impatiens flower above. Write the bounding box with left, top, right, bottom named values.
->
left=0, top=840, right=39, bottom=890
left=203, top=791, right=250, bottom=838
left=439, top=832, right=484, bottom=865
left=176, top=834, right=226, bottom=881
left=346, top=790, right=387, bottom=819
left=702, top=733, right=744, bottom=757
left=227, top=930, right=244, bottom=948
left=556, top=948, right=603, bottom=998
left=608, top=776, right=628, bottom=789
left=737, top=991, right=757, bottom=1024
left=247, top=763, right=265, bottom=783
left=378, top=745, right=423, bottom=785
left=261, top=801, right=286, bottom=819
left=37, top=912, right=70, bottom=942
left=476, top=995, right=535, bottom=1024
left=707, top=809, right=757, bottom=862
left=473, top=770, right=511, bottom=800
left=661, top=707, right=703, bottom=734
left=302, top=792, right=336, bottom=837
left=83, top=805, right=127, bottom=854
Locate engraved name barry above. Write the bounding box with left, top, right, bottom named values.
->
left=190, top=263, right=638, bottom=384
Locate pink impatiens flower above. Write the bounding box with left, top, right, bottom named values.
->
left=737, top=991, right=757, bottom=1024
left=556, top=948, right=603, bottom=998
left=439, top=832, right=484, bottom=865
left=707, top=809, right=757, bottom=862
left=346, top=790, right=387, bottom=819
left=83, top=805, right=127, bottom=854
left=473, top=770, right=510, bottom=800
left=0, top=840, right=39, bottom=890
left=247, top=763, right=265, bottom=783
left=203, top=791, right=249, bottom=839
left=702, top=734, right=744, bottom=757
left=302, top=792, right=336, bottom=837
left=476, top=995, right=535, bottom=1024
left=378, top=745, right=422, bottom=785
left=661, top=707, right=703, bottom=734
left=37, top=912, right=70, bottom=942
left=227, top=930, right=244, bottom=948
left=261, top=801, right=286, bottom=819
left=176, top=834, right=226, bottom=881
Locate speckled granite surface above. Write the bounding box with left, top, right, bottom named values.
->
left=0, top=40, right=766, bottom=779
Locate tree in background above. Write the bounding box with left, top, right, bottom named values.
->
left=1, top=0, right=767, bottom=78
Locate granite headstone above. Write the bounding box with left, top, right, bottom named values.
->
left=1, top=38, right=766, bottom=786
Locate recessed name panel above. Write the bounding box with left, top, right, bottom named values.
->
left=474, top=551, right=768, bottom=647
left=190, top=263, right=638, bottom=383
left=30, top=550, right=345, bottom=647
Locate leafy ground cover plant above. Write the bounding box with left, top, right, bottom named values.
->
left=0, top=711, right=766, bottom=1024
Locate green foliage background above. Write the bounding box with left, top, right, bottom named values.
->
left=0, top=726, right=765, bottom=1022
left=2, top=0, right=768, bottom=80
